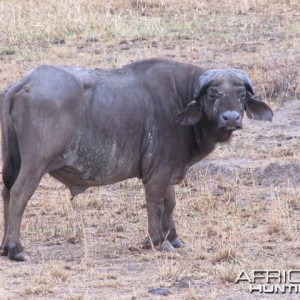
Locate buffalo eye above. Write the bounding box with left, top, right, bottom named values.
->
left=236, top=87, right=247, bottom=101
left=207, top=88, right=220, bottom=102
left=238, top=94, right=247, bottom=104
left=238, top=92, right=246, bottom=99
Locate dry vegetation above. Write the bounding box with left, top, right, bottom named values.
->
left=0, top=0, right=300, bottom=299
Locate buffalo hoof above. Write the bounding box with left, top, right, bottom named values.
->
left=162, top=240, right=175, bottom=252
left=9, top=251, right=30, bottom=262
left=7, top=242, right=30, bottom=262
left=169, top=237, right=183, bottom=248
left=142, top=237, right=154, bottom=249
left=0, top=246, right=8, bottom=256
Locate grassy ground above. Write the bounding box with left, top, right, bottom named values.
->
left=0, top=0, right=300, bottom=299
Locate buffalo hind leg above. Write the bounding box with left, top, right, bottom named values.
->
left=2, top=164, right=45, bottom=261
left=0, top=187, right=10, bottom=256
left=162, top=185, right=183, bottom=248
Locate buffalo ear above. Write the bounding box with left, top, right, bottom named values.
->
left=175, top=101, right=202, bottom=126
left=246, top=96, right=273, bottom=121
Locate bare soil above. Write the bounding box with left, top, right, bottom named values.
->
left=0, top=1, right=300, bottom=299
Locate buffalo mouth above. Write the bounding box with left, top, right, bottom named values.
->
left=219, top=124, right=242, bottom=131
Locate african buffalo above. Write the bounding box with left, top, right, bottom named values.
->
left=0, top=59, right=273, bottom=261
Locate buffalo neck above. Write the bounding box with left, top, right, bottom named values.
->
left=189, top=115, right=233, bottom=165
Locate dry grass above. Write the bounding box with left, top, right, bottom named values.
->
left=0, top=0, right=299, bottom=99
left=0, top=0, right=300, bottom=299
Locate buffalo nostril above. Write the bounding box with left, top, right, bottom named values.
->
left=222, top=114, right=228, bottom=121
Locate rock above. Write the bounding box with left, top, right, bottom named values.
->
left=148, top=287, right=171, bottom=296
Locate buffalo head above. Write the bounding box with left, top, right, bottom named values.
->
left=176, top=69, right=273, bottom=129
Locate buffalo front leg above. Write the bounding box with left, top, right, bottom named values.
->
left=144, top=174, right=175, bottom=251
left=0, top=187, right=10, bottom=256
left=162, top=185, right=183, bottom=248
left=3, top=166, right=44, bottom=261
